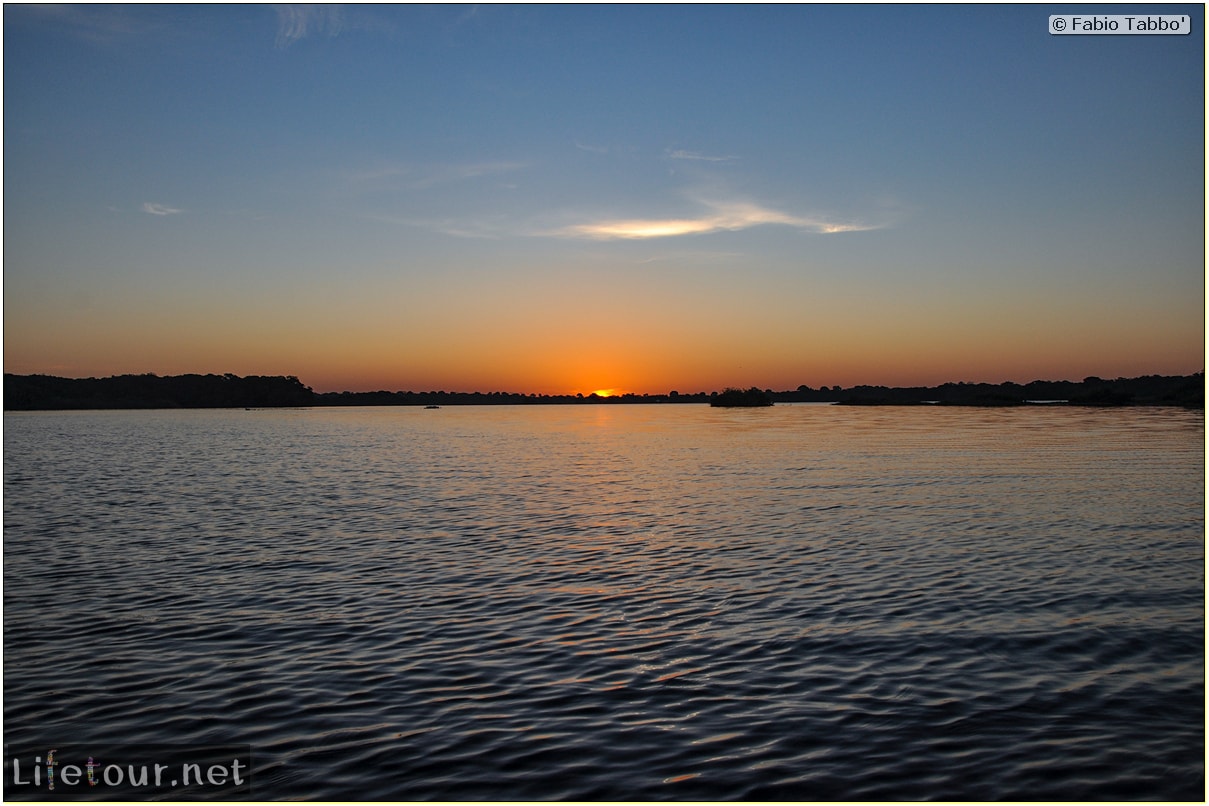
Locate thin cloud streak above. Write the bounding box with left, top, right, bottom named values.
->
left=394, top=195, right=885, bottom=240
left=575, top=141, right=611, bottom=154
left=142, top=202, right=183, bottom=216
left=667, top=149, right=739, bottom=163
left=370, top=213, right=511, bottom=239
left=549, top=198, right=882, bottom=240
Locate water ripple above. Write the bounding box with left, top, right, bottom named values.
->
left=4, top=405, right=1203, bottom=799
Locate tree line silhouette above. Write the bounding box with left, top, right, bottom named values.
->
left=3, top=371, right=1202, bottom=410
left=3, top=373, right=314, bottom=410
left=826, top=374, right=1203, bottom=408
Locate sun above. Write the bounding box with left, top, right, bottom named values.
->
left=590, top=388, right=621, bottom=397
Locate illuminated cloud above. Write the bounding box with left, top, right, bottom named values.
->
left=142, top=202, right=183, bottom=216
left=551, top=198, right=880, bottom=240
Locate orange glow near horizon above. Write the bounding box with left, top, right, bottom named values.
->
left=3, top=260, right=1201, bottom=396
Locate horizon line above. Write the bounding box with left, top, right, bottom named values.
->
left=5, top=368, right=1204, bottom=398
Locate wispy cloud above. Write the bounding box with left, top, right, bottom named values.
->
left=343, top=160, right=527, bottom=238
left=275, top=4, right=344, bottom=47
left=366, top=213, right=512, bottom=240
left=391, top=191, right=884, bottom=242
left=549, top=197, right=881, bottom=240
left=274, top=4, right=393, bottom=48
left=667, top=149, right=739, bottom=163
left=454, top=5, right=482, bottom=26
left=142, top=202, right=183, bottom=216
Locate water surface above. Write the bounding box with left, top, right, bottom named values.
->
left=4, top=404, right=1204, bottom=799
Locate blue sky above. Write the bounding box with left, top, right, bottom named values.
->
left=4, top=4, right=1204, bottom=393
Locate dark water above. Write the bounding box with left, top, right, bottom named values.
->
left=4, top=404, right=1204, bottom=800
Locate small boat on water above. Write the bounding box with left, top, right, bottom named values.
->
left=425, top=405, right=440, bottom=409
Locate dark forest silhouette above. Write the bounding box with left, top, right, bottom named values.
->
left=711, top=387, right=775, bottom=407
left=3, top=373, right=315, bottom=410
left=4, top=371, right=1202, bottom=410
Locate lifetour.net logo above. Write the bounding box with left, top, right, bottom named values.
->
left=3, top=744, right=252, bottom=799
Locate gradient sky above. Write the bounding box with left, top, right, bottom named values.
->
left=4, top=4, right=1204, bottom=394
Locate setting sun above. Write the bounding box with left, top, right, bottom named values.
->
left=590, top=388, right=622, bottom=397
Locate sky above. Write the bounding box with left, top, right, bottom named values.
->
left=4, top=4, right=1204, bottom=395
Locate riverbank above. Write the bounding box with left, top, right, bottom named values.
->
left=4, top=371, right=1202, bottom=410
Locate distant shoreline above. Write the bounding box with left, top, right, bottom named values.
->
left=3, top=372, right=1202, bottom=411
